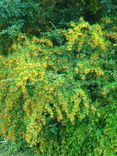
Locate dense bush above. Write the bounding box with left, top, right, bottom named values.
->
left=0, top=18, right=116, bottom=155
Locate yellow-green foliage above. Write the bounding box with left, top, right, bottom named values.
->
left=66, top=18, right=108, bottom=52
left=0, top=19, right=117, bottom=155
left=101, top=16, right=117, bottom=47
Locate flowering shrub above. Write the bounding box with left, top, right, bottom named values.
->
left=0, top=19, right=116, bottom=155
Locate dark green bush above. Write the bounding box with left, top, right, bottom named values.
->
left=0, top=0, right=42, bottom=52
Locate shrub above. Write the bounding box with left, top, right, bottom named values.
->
left=0, top=18, right=116, bottom=155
